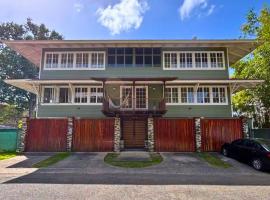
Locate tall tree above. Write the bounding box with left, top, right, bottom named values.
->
left=0, top=18, right=63, bottom=117
left=232, top=6, right=270, bottom=127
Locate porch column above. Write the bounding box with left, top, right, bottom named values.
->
left=114, top=117, right=121, bottom=152
left=17, top=117, right=28, bottom=152
left=148, top=117, right=154, bottom=152
left=195, top=118, right=202, bottom=152
left=66, top=117, right=74, bottom=152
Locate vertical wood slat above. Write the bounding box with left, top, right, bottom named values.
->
left=25, top=119, right=68, bottom=152
left=201, top=118, right=243, bottom=152
left=154, top=118, right=195, bottom=152
left=72, top=119, right=114, bottom=152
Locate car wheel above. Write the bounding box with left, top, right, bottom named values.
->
left=222, top=147, right=229, bottom=157
left=252, top=158, right=263, bottom=171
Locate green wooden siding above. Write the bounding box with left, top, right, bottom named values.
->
left=40, top=47, right=229, bottom=80
left=0, top=129, right=18, bottom=152
left=37, top=84, right=232, bottom=118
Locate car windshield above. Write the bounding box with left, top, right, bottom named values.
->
left=256, top=139, right=270, bottom=151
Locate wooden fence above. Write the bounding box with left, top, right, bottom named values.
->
left=154, top=118, right=196, bottom=152
left=201, top=118, right=243, bottom=152
left=25, top=118, right=68, bottom=152
left=72, top=119, right=114, bottom=152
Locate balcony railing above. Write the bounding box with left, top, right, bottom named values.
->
left=102, top=97, right=167, bottom=117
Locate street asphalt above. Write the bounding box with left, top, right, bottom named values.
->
left=0, top=152, right=270, bottom=199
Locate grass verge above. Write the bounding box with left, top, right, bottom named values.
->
left=0, top=152, right=17, bottom=160
left=104, top=153, right=163, bottom=168
left=197, top=152, right=232, bottom=168
left=33, top=152, right=70, bottom=168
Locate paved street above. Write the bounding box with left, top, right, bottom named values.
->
left=0, top=152, right=270, bottom=199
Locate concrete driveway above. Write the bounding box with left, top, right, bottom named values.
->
left=1, top=152, right=270, bottom=185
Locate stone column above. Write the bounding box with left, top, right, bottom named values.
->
left=114, top=117, right=121, bottom=152
left=16, top=117, right=28, bottom=152
left=67, top=118, right=74, bottom=152
left=242, top=118, right=249, bottom=138
left=148, top=117, right=154, bottom=152
left=195, top=118, right=202, bottom=152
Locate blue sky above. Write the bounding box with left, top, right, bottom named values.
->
left=0, top=0, right=269, bottom=39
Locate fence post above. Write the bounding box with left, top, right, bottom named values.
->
left=241, top=117, right=249, bottom=138
left=147, top=117, right=154, bottom=152
left=114, top=117, right=121, bottom=152
left=66, top=117, right=74, bottom=152
left=16, top=117, right=28, bottom=152
left=195, top=118, right=202, bottom=152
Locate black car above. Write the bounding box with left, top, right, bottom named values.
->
left=221, top=138, right=270, bottom=171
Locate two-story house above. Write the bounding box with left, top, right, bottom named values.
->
left=3, top=40, right=263, bottom=150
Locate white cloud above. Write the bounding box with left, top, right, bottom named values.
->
left=96, top=0, right=149, bottom=35
left=74, top=3, right=84, bottom=12
left=206, top=4, right=215, bottom=16
left=179, top=0, right=216, bottom=20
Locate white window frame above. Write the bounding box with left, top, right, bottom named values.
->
left=135, top=86, right=148, bottom=110
left=163, top=51, right=225, bottom=70
left=44, top=51, right=106, bottom=70
left=165, top=85, right=228, bottom=105
left=89, top=86, right=104, bottom=104
left=41, top=86, right=57, bottom=104
left=41, top=85, right=103, bottom=105
left=165, top=86, right=179, bottom=105
left=120, top=86, right=133, bottom=110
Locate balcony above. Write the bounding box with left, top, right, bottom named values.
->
left=102, top=97, right=167, bottom=117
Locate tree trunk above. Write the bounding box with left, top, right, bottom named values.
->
left=28, top=93, right=36, bottom=118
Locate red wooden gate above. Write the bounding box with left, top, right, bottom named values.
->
left=154, top=118, right=195, bottom=152
left=25, top=118, right=68, bottom=152
left=72, top=119, right=114, bottom=152
left=201, top=118, right=243, bottom=152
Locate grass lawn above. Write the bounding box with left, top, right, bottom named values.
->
left=33, top=152, right=70, bottom=168
left=197, top=152, right=232, bottom=168
left=104, top=153, right=163, bottom=168
left=0, top=152, right=17, bottom=160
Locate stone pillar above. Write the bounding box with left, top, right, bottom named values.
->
left=16, top=117, right=28, bottom=152
left=242, top=118, right=249, bottom=138
left=148, top=117, right=154, bottom=152
left=114, top=117, right=121, bottom=152
left=195, top=118, right=201, bottom=152
left=67, top=118, right=74, bottom=152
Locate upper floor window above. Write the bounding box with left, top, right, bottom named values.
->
left=45, top=53, right=59, bottom=68
left=44, top=51, right=105, bottom=70
left=108, top=48, right=133, bottom=67
left=163, top=51, right=225, bottom=70
left=165, top=87, right=178, bottom=103
left=136, top=48, right=161, bottom=67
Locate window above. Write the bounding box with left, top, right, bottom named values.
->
left=59, top=88, right=71, bottom=103
left=181, top=87, right=194, bottom=103
left=195, top=53, right=208, bottom=68
left=76, top=53, right=88, bottom=68
left=44, top=51, right=105, bottom=69
left=135, top=48, right=161, bottom=67
left=45, top=53, right=59, bottom=68
left=210, top=53, right=224, bottom=68
left=89, top=87, right=103, bottom=103
left=212, top=87, right=226, bottom=103
left=60, top=53, right=73, bottom=68
left=164, top=53, right=177, bottom=69
left=91, top=53, right=104, bottom=68
left=74, top=87, right=88, bottom=103
left=163, top=51, right=225, bottom=70
left=165, top=87, right=178, bottom=103
left=108, top=48, right=133, bottom=67
left=197, top=87, right=210, bottom=103
left=43, top=87, right=56, bottom=103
